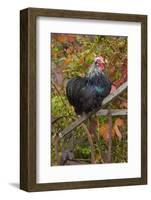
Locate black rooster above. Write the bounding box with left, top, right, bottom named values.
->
left=66, top=56, right=111, bottom=115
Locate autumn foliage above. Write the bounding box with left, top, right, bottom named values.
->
left=100, top=118, right=125, bottom=143
left=51, top=33, right=127, bottom=165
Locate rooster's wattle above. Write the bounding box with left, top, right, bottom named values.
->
left=66, top=56, right=111, bottom=115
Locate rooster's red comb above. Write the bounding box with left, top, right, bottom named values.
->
left=94, top=56, right=105, bottom=63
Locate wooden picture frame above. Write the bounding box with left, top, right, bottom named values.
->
left=20, top=7, right=147, bottom=192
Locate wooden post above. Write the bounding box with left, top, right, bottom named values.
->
left=107, top=112, right=112, bottom=163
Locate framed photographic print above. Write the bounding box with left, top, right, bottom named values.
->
left=20, top=8, right=147, bottom=191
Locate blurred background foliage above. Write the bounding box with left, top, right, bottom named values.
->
left=51, top=33, right=127, bottom=166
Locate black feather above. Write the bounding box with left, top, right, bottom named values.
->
left=66, top=68, right=111, bottom=115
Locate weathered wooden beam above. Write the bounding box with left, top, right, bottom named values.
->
left=107, top=113, right=112, bottom=163
left=101, top=82, right=127, bottom=106
left=96, top=109, right=127, bottom=116
left=58, top=82, right=127, bottom=138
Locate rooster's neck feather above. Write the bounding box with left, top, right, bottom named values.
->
left=87, top=62, right=102, bottom=78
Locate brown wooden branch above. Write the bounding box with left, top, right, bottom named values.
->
left=52, top=115, right=75, bottom=124
left=58, top=81, right=127, bottom=138
left=81, top=124, right=96, bottom=164
left=118, top=96, right=127, bottom=102
left=92, top=128, right=104, bottom=163
left=96, top=109, right=127, bottom=116
left=107, top=113, right=112, bottom=163
left=54, top=135, right=60, bottom=165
